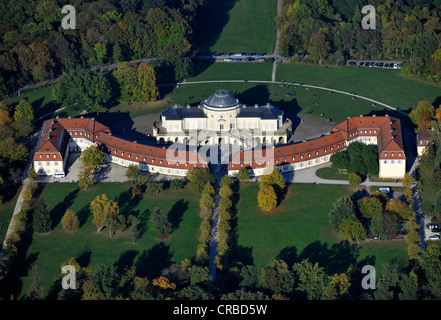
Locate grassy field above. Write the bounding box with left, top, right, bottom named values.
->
left=315, top=167, right=349, bottom=181
left=17, top=182, right=201, bottom=298
left=233, top=183, right=408, bottom=276
left=277, top=64, right=441, bottom=113
left=193, top=0, right=277, bottom=55
left=189, top=61, right=274, bottom=82
left=0, top=185, right=21, bottom=245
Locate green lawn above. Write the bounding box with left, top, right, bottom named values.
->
left=0, top=185, right=21, bottom=245
left=315, top=167, right=348, bottom=181
left=5, top=86, right=58, bottom=120
left=277, top=64, right=441, bottom=113
left=189, top=61, right=274, bottom=82
left=18, top=182, right=201, bottom=298
left=233, top=183, right=408, bottom=276
left=193, top=0, right=277, bottom=55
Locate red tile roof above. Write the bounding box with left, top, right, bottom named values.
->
left=229, top=115, right=405, bottom=170
left=35, top=118, right=209, bottom=169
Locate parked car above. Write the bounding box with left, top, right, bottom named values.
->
left=224, top=58, right=233, bottom=62
left=234, top=58, right=242, bottom=62
left=374, top=62, right=379, bottom=67
left=256, top=58, right=265, bottom=62
left=246, top=57, right=255, bottom=62
left=393, top=63, right=398, bottom=69
left=369, top=62, right=374, bottom=67
left=432, top=228, right=441, bottom=233
left=429, top=235, right=440, bottom=240
left=233, top=53, right=243, bottom=57
left=384, top=63, right=390, bottom=68
left=379, top=62, right=384, bottom=68
left=54, top=172, right=65, bottom=178
left=359, top=62, right=365, bottom=66
left=378, top=187, right=390, bottom=194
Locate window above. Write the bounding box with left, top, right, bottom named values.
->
left=384, top=160, right=388, bottom=164
left=391, top=153, right=394, bottom=157
left=330, top=147, right=334, bottom=151
left=284, top=158, right=287, bottom=162
left=337, top=144, right=340, bottom=149
left=315, top=151, right=319, bottom=156
left=143, top=157, right=146, bottom=161
left=398, top=153, right=402, bottom=157
left=47, top=155, right=49, bottom=159
left=53, top=155, right=56, bottom=159
left=39, top=154, right=42, bottom=159
left=384, top=152, right=387, bottom=157
left=121, top=152, right=124, bottom=156
left=80, top=132, right=83, bottom=135
left=38, top=161, right=42, bottom=166
left=292, top=157, right=295, bottom=161
left=308, top=153, right=311, bottom=158
left=114, top=150, right=117, bottom=154
left=159, top=160, right=163, bottom=164
left=152, top=159, right=155, bottom=163
left=300, top=155, right=304, bottom=160
left=75, top=132, right=77, bottom=135
left=276, top=160, right=279, bottom=164
left=128, top=154, right=131, bottom=158
left=374, top=130, right=377, bottom=134
left=54, top=162, right=58, bottom=166
left=176, top=162, right=179, bottom=166
left=136, top=156, right=139, bottom=160
left=168, top=161, right=171, bottom=165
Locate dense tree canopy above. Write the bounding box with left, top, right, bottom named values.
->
left=277, top=0, right=441, bottom=83
left=0, top=0, right=207, bottom=92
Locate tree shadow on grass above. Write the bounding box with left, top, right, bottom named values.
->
left=135, top=243, right=173, bottom=279
left=296, top=240, right=361, bottom=275
left=114, top=250, right=139, bottom=271
left=117, top=188, right=141, bottom=218
left=50, top=188, right=79, bottom=229
left=168, top=199, right=188, bottom=230
left=77, top=204, right=91, bottom=227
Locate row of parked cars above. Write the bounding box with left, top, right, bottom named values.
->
left=428, top=223, right=440, bottom=240
left=212, top=53, right=267, bottom=63
left=358, top=61, right=401, bottom=69
left=214, top=53, right=265, bottom=57
left=223, top=57, right=266, bottom=62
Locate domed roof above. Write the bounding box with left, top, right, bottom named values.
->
left=203, top=90, right=240, bottom=109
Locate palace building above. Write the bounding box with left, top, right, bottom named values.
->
left=33, top=117, right=209, bottom=177
left=34, top=104, right=406, bottom=180
left=228, top=114, right=406, bottom=179
left=153, top=90, right=292, bottom=147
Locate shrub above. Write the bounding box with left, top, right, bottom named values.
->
left=348, top=173, right=362, bottom=186
left=61, top=209, right=80, bottom=232
left=257, top=184, right=277, bottom=212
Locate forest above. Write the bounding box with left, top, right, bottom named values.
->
left=277, top=0, right=441, bottom=83
left=0, top=0, right=208, bottom=95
